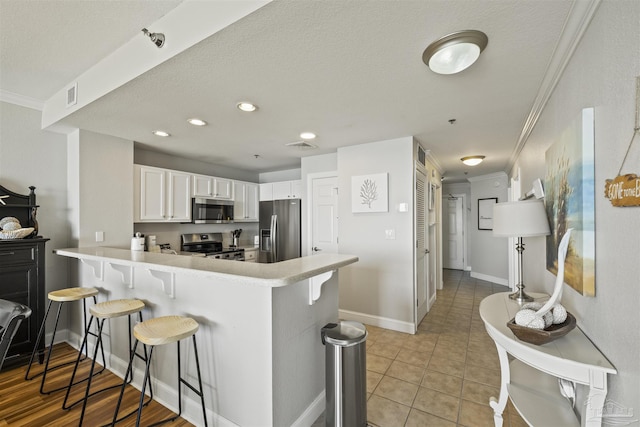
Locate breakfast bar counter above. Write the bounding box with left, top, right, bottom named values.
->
left=55, top=247, right=358, bottom=427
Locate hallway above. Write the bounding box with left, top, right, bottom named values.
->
left=362, top=270, right=526, bottom=426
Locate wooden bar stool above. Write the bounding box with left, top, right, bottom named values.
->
left=25, top=287, right=102, bottom=394
left=112, top=315, right=208, bottom=427
left=62, top=298, right=147, bottom=426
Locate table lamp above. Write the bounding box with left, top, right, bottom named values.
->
left=493, top=199, right=551, bottom=303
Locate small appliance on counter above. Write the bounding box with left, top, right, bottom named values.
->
left=130, top=232, right=145, bottom=251
left=145, top=235, right=159, bottom=252
left=180, top=232, right=244, bottom=261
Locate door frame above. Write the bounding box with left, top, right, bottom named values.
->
left=306, top=171, right=338, bottom=257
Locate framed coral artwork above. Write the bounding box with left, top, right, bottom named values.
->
left=545, top=107, right=595, bottom=296
left=352, top=173, right=388, bottom=213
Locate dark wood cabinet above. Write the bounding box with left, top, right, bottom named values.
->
left=0, top=184, right=48, bottom=370
left=0, top=238, right=48, bottom=369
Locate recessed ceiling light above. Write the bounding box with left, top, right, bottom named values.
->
left=237, top=102, right=257, bottom=112
left=152, top=130, right=170, bottom=137
left=300, top=132, right=316, bottom=140
left=187, top=118, right=207, bottom=126
left=461, top=155, right=485, bottom=166
left=423, top=30, right=488, bottom=75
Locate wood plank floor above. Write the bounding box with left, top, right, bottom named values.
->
left=0, top=343, right=194, bottom=426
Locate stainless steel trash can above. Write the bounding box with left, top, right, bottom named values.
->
left=321, top=321, right=367, bottom=427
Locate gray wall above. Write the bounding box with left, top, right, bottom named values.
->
left=512, top=0, right=639, bottom=417
left=337, top=137, right=416, bottom=331
left=0, top=101, right=70, bottom=333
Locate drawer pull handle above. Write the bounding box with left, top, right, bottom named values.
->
left=0, top=252, right=16, bottom=256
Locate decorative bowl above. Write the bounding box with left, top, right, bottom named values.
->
left=0, top=227, right=35, bottom=240
left=507, top=312, right=576, bottom=345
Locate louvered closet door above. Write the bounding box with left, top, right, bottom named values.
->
left=415, top=169, right=429, bottom=325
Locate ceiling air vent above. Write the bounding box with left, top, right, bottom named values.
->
left=66, top=82, right=78, bottom=107
left=285, top=141, right=318, bottom=150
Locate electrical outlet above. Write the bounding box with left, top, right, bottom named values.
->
left=385, top=229, right=395, bottom=240
left=95, top=231, right=104, bottom=242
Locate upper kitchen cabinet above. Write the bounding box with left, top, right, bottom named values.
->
left=134, top=165, right=191, bottom=222
left=233, top=181, right=259, bottom=222
left=261, top=180, right=302, bottom=201
left=193, top=174, right=233, bottom=200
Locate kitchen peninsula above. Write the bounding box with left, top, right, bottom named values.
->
left=55, top=247, right=358, bottom=427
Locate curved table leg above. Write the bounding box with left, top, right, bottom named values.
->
left=489, top=342, right=510, bottom=427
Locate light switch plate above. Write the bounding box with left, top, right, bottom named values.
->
left=95, top=231, right=104, bottom=242
left=385, top=229, right=395, bottom=240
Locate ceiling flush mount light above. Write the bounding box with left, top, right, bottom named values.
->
left=141, top=28, right=165, bottom=48
left=152, top=130, right=170, bottom=137
left=237, top=102, right=257, bottom=112
left=187, top=118, right=207, bottom=126
left=299, top=132, right=316, bottom=140
left=461, top=155, right=485, bottom=166
left=423, top=30, right=488, bottom=75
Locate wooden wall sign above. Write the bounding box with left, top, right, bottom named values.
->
left=604, top=174, right=640, bottom=207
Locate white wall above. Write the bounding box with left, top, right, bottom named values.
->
left=0, top=101, right=70, bottom=333
left=68, top=130, right=134, bottom=248
left=468, top=173, right=509, bottom=284
left=337, top=137, right=415, bottom=332
left=135, top=148, right=259, bottom=182
left=512, top=0, right=639, bottom=417
left=258, top=168, right=301, bottom=184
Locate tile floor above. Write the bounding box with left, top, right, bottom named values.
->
left=316, top=269, right=528, bottom=427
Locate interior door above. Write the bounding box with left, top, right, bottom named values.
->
left=444, top=196, right=464, bottom=270
left=415, top=168, right=429, bottom=325
left=311, top=175, right=339, bottom=254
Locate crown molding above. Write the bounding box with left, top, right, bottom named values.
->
left=507, top=0, right=601, bottom=171
left=0, top=90, right=44, bottom=111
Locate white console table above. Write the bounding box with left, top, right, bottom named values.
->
left=479, top=293, right=616, bottom=427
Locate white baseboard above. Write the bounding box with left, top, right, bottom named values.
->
left=339, top=309, right=416, bottom=334
left=470, top=271, right=508, bottom=286
left=292, top=391, right=325, bottom=427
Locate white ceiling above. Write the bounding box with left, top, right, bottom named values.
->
left=0, top=0, right=577, bottom=181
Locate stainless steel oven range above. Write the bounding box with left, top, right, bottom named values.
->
left=180, top=233, right=245, bottom=261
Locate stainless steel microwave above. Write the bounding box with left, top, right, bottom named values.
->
left=191, top=198, right=234, bottom=223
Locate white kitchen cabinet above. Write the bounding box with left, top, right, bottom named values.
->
left=193, top=174, right=233, bottom=199
left=213, top=177, right=234, bottom=199
left=262, top=180, right=302, bottom=201
left=192, top=174, right=213, bottom=197
left=233, top=181, right=259, bottom=222
left=259, top=183, right=274, bottom=201
left=135, top=165, right=191, bottom=222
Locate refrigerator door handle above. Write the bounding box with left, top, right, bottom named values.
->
left=270, top=214, right=277, bottom=261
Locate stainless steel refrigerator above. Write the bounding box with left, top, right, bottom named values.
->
left=259, top=199, right=301, bottom=263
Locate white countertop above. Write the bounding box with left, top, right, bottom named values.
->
left=54, top=247, right=358, bottom=288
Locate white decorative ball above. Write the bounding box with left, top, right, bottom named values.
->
left=2, top=221, right=21, bottom=231
left=552, top=304, right=567, bottom=324
left=515, top=309, right=545, bottom=330
left=521, top=302, right=543, bottom=311
left=543, top=311, right=554, bottom=328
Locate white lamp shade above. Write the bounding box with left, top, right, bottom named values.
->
left=492, top=200, right=550, bottom=237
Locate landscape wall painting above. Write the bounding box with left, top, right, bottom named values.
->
left=544, top=107, right=595, bottom=296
